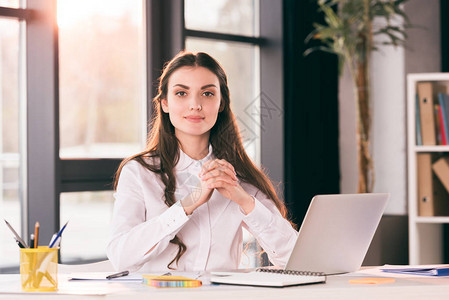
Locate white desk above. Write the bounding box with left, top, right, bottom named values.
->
left=1, top=271, right=449, bottom=300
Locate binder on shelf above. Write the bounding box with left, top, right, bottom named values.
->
left=417, top=82, right=436, bottom=145
left=432, top=156, right=449, bottom=194
left=417, top=153, right=449, bottom=216
left=438, top=93, right=449, bottom=144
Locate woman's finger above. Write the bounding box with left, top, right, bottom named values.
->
left=200, top=159, right=221, bottom=175
left=200, top=159, right=237, bottom=179
left=204, top=172, right=238, bottom=186
left=201, top=166, right=237, bottom=181
left=216, top=159, right=236, bottom=175
left=200, top=159, right=234, bottom=177
left=205, top=177, right=238, bottom=188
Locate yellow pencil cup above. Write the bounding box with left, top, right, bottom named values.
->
left=20, top=246, right=58, bottom=292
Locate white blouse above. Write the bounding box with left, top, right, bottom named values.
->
left=106, top=146, right=298, bottom=272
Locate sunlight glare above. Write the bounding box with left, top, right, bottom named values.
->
left=57, top=0, right=141, bottom=28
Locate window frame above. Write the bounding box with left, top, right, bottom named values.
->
left=183, top=0, right=284, bottom=185
left=0, top=3, right=28, bottom=273
left=57, top=0, right=182, bottom=259
left=0, top=6, right=29, bottom=19
left=183, top=0, right=284, bottom=266
left=0, top=0, right=284, bottom=268
left=25, top=0, right=60, bottom=248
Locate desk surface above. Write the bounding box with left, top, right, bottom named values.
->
left=1, top=270, right=449, bottom=300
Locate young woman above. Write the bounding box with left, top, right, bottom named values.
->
left=106, top=51, right=298, bottom=272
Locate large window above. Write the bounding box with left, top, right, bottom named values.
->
left=185, top=0, right=264, bottom=267
left=185, top=0, right=258, bottom=36
left=0, top=16, right=24, bottom=271
left=185, top=38, right=260, bottom=161
left=57, top=0, right=146, bottom=263
left=58, top=0, right=146, bottom=159
left=185, top=0, right=261, bottom=164
left=0, top=0, right=282, bottom=272
left=0, top=0, right=19, bottom=8
left=59, top=191, right=114, bottom=262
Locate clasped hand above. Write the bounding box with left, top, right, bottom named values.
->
left=181, top=159, right=255, bottom=215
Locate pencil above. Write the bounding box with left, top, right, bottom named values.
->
left=34, top=221, right=40, bottom=248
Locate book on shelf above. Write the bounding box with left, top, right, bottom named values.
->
left=417, top=153, right=449, bottom=216
left=434, top=86, right=449, bottom=145
left=434, top=104, right=444, bottom=145
left=438, top=93, right=449, bottom=144
left=210, top=269, right=326, bottom=288
left=432, top=156, right=449, bottom=194
left=437, top=105, right=447, bottom=145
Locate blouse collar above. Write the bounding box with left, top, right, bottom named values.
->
left=175, top=144, right=214, bottom=171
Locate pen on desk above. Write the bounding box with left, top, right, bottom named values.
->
left=29, top=234, right=35, bottom=249
left=49, top=220, right=68, bottom=248
left=106, top=270, right=129, bottom=280
left=4, top=219, right=29, bottom=248
left=14, top=237, right=25, bottom=248
left=48, top=233, right=57, bottom=246
left=53, top=236, right=62, bottom=248
left=34, top=221, right=40, bottom=248
left=48, top=235, right=61, bottom=248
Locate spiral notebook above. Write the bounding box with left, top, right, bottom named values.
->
left=210, top=269, right=326, bottom=287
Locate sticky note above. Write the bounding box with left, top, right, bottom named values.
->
left=349, top=277, right=395, bottom=284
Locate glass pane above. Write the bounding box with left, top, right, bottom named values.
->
left=59, top=191, right=114, bottom=263
left=186, top=37, right=260, bottom=164
left=185, top=0, right=259, bottom=37
left=58, top=0, right=145, bottom=159
left=0, top=0, right=19, bottom=8
left=0, top=18, right=21, bottom=271
left=240, top=228, right=261, bottom=268
left=186, top=38, right=262, bottom=268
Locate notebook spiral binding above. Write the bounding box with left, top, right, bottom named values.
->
left=256, top=268, right=326, bottom=277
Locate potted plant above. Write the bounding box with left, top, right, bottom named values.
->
left=306, top=0, right=410, bottom=192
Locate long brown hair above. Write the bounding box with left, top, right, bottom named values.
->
left=114, top=51, right=290, bottom=269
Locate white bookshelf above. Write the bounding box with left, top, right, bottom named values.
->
left=407, top=73, right=449, bottom=265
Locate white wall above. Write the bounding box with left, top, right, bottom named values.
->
left=339, top=48, right=407, bottom=214
left=339, top=0, right=440, bottom=215
left=371, top=44, right=406, bottom=214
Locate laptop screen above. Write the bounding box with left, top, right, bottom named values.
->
left=285, top=193, right=389, bottom=275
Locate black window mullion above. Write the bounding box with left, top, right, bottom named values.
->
left=146, top=0, right=184, bottom=124
left=260, top=0, right=283, bottom=190
left=0, top=7, right=30, bottom=19
left=60, top=160, right=122, bottom=193
left=26, top=0, right=59, bottom=245
left=185, top=29, right=265, bottom=46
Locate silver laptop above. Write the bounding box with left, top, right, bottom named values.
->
left=285, top=193, right=389, bottom=275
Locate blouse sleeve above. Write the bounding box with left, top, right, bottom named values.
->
left=106, top=161, right=189, bottom=272
left=241, top=189, right=298, bottom=267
